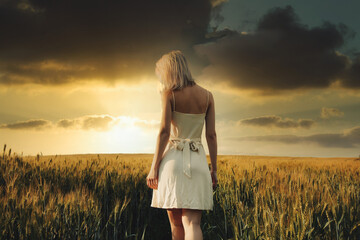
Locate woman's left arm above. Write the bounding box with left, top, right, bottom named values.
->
left=146, top=90, right=172, bottom=189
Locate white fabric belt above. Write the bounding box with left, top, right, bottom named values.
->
left=169, top=137, right=202, bottom=178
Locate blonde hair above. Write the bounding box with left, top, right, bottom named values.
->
left=155, top=50, right=195, bottom=93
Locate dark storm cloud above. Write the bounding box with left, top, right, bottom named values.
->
left=233, top=126, right=360, bottom=148
left=238, top=115, right=315, bottom=129
left=342, top=56, right=360, bottom=88
left=0, top=119, right=51, bottom=129
left=0, top=0, right=222, bottom=85
left=194, top=5, right=360, bottom=92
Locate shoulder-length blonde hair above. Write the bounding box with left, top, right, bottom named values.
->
left=155, top=50, right=196, bottom=93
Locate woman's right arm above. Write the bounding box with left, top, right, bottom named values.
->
left=205, top=91, right=218, bottom=188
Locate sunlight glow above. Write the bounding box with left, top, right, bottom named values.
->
left=101, top=116, right=151, bottom=153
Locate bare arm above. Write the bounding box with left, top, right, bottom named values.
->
left=205, top=91, right=217, bottom=176
left=152, top=91, right=172, bottom=169
left=147, top=90, right=172, bottom=189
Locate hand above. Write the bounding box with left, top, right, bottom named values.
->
left=210, top=170, right=218, bottom=190
left=146, top=167, right=159, bottom=189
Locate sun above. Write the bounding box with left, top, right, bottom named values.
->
left=101, top=117, right=148, bottom=153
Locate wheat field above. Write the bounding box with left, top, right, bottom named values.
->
left=0, top=144, right=359, bottom=239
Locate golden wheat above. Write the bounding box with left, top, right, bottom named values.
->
left=0, top=144, right=359, bottom=239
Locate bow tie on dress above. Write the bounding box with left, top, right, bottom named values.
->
left=169, top=137, right=202, bottom=178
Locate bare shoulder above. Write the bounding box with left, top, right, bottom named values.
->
left=161, top=89, right=172, bottom=97
left=160, top=90, right=173, bottom=103
left=197, top=84, right=214, bottom=100
left=195, top=84, right=211, bottom=95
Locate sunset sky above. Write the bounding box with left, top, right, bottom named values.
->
left=1, top=0, right=360, bottom=157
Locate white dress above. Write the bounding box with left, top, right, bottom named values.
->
left=150, top=90, right=214, bottom=210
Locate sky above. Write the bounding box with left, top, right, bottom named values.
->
left=1, top=0, right=360, bottom=157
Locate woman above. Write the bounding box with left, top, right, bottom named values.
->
left=146, top=50, right=218, bottom=240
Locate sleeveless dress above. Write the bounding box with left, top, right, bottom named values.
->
left=150, top=90, right=214, bottom=210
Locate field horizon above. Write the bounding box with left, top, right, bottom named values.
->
left=21, top=152, right=359, bottom=163
left=1, top=144, right=359, bottom=239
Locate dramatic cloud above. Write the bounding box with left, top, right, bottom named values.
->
left=81, top=115, right=115, bottom=131
left=321, top=107, right=344, bottom=119
left=0, top=0, right=223, bottom=85
left=56, top=116, right=114, bottom=130
left=342, top=55, right=360, bottom=88
left=57, top=119, right=81, bottom=129
left=233, top=126, right=360, bottom=148
left=194, top=5, right=359, bottom=93
left=56, top=115, right=159, bottom=131
left=0, top=119, right=51, bottom=130
left=0, top=114, right=159, bottom=131
left=238, top=115, right=315, bottom=129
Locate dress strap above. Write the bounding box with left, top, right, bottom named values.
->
left=205, top=90, right=210, bottom=113
left=171, top=91, right=176, bottom=111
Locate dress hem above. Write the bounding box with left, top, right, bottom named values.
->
left=150, top=205, right=213, bottom=211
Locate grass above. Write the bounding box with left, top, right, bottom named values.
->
left=0, top=144, right=359, bottom=239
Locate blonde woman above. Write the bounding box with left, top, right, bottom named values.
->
left=146, top=50, right=218, bottom=240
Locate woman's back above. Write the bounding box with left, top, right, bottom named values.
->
left=171, top=84, right=216, bottom=145
left=170, top=84, right=209, bottom=140
left=171, top=84, right=210, bottom=114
